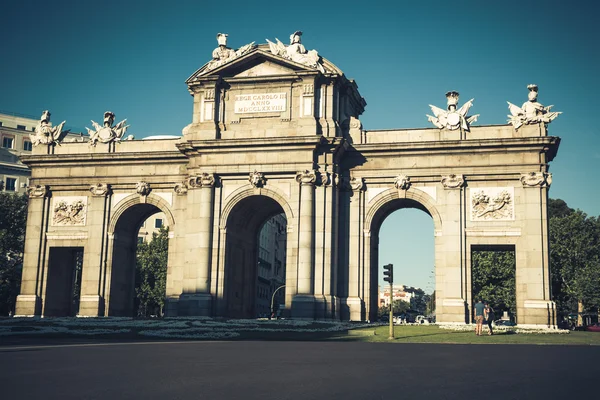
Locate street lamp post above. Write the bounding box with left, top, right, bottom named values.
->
left=270, top=285, right=286, bottom=320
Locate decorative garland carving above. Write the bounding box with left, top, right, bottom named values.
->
left=441, top=174, right=465, bottom=189
left=89, top=183, right=111, bottom=197
left=394, top=175, right=411, bottom=190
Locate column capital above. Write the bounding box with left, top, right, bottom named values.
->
left=188, top=173, right=216, bottom=188
left=89, top=183, right=111, bottom=197
left=338, top=176, right=365, bottom=192
left=296, top=170, right=317, bottom=186
left=174, top=182, right=188, bottom=195
left=441, top=174, right=465, bottom=189
left=521, top=172, right=552, bottom=188
left=27, top=185, right=49, bottom=198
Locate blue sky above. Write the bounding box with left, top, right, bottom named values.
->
left=2, top=0, right=598, bottom=291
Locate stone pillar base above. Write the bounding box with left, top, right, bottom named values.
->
left=177, top=293, right=212, bottom=316
left=437, top=298, right=468, bottom=324
left=15, top=295, right=41, bottom=317
left=313, top=295, right=338, bottom=319
left=291, top=294, right=315, bottom=319
left=340, top=297, right=364, bottom=321
left=164, top=296, right=180, bottom=317
left=78, top=295, right=105, bottom=317
left=518, top=300, right=556, bottom=327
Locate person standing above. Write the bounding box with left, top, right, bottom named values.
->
left=484, top=303, right=495, bottom=335
left=474, top=299, right=485, bottom=336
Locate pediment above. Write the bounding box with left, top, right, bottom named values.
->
left=233, top=60, right=297, bottom=78
left=186, top=49, right=318, bottom=84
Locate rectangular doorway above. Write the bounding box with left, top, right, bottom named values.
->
left=471, top=245, right=516, bottom=323
left=44, top=247, right=84, bottom=317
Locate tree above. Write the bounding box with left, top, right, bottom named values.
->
left=378, top=300, right=410, bottom=318
left=549, top=204, right=600, bottom=324
left=472, top=250, right=516, bottom=318
left=0, top=193, right=28, bottom=315
left=135, top=226, right=169, bottom=317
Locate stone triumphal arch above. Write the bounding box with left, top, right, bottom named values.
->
left=16, top=32, right=560, bottom=327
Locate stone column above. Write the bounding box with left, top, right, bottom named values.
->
left=345, top=177, right=365, bottom=321
left=291, top=170, right=316, bottom=318
left=438, top=174, right=467, bottom=323
left=179, top=173, right=215, bottom=316
left=78, top=184, right=111, bottom=316
left=313, top=170, right=336, bottom=319
left=517, top=172, right=556, bottom=327
left=164, top=182, right=188, bottom=316
left=15, top=185, right=50, bottom=316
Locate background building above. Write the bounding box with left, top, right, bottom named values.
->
left=256, top=213, right=287, bottom=317
left=0, top=111, right=84, bottom=194
left=138, top=213, right=167, bottom=243
left=379, top=285, right=415, bottom=308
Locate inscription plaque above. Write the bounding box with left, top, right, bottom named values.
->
left=234, top=93, right=287, bottom=114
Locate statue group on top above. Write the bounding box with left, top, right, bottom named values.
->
left=266, top=30, right=325, bottom=73
left=201, top=31, right=325, bottom=75
left=86, top=111, right=130, bottom=146
left=30, top=110, right=70, bottom=146
left=427, top=91, right=479, bottom=131
left=427, top=84, right=560, bottom=131
left=507, top=84, right=561, bottom=129
left=205, top=33, right=255, bottom=72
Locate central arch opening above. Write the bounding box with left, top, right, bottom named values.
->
left=369, top=198, right=435, bottom=323
left=109, top=203, right=169, bottom=317
left=224, top=195, right=287, bottom=319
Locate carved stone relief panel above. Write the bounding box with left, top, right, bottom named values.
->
left=52, top=196, right=88, bottom=226
left=470, top=187, right=514, bottom=221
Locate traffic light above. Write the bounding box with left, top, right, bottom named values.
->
left=383, top=263, right=393, bottom=284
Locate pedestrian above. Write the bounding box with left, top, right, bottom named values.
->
left=474, top=298, right=485, bottom=336
left=484, top=302, right=495, bottom=335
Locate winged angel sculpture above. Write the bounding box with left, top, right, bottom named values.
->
left=507, top=84, right=561, bottom=129
left=266, top=31, right=325, bottom=73
left=86, top=111, right=129, bottom=146
left=427, top=91, right=479, bottom=131
left=30, top=110, right=70, bottom=146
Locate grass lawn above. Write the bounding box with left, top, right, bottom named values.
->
left=340, top=325, right=600, bottom=345
left=1, top=318, right=599, bottom=345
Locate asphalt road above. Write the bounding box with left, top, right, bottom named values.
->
left=0, top=340, right=597, bottom=400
